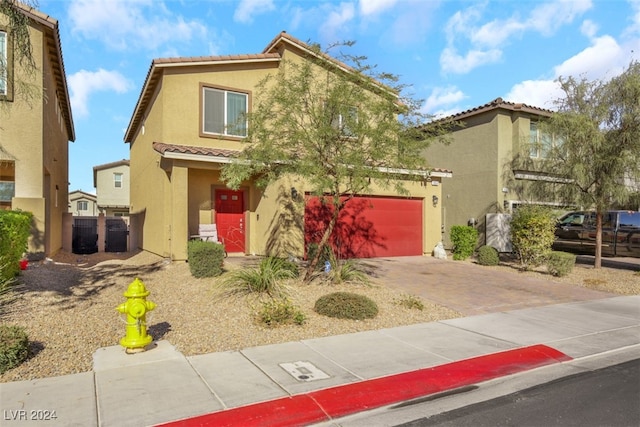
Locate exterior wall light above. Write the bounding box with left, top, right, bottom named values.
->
left=432, top=195, right=439, bottom=207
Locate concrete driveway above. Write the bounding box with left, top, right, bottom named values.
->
left=359, top=256, right=620, bottom=316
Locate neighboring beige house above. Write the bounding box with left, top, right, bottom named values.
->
left=424, top=97, right=559, bottom=248
left=124, top=32, right=450, bottom=261
left=68, top=190, right=97, bottom=216
left=93, top=159, right=130, bottom=216
left=0, top=3, right=74, bottom=257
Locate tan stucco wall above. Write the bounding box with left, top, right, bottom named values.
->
left=0, top=18, right=71, bottom=256
left=424, top=110, right=544, bottom=248
left=129, top=84, right=168, bottom=257
left=96, top=164, right=130, bottom=210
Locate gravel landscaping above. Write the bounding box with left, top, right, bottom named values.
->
left=1, top=250, right=638, bottom=383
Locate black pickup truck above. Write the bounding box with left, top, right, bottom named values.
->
left=554, top=210, right=640, bottom=257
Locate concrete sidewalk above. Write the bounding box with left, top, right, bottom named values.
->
left=1, top=295, right=638, bottom=427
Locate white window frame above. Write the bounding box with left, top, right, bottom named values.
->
left=114, top=173, right=123, bottom=188
left=202, top=86, right=248, bottom=138
left=77, top=200, right=88, bottom=211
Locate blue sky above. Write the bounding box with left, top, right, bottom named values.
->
left=37, top=0, right=640, bottom=194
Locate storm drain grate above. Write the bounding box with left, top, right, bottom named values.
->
left=279, top=361, right=330, bottom=382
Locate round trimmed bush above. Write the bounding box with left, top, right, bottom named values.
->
left=547, top=251, right=576, bottom=277
left=0, top=325, right=29, bottom=374
left=477, top=245, right=499, bottom=266
left=314, top=292, right=378, bottom=320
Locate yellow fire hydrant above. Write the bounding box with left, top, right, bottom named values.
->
left=116, top=278, right=156, bottom=353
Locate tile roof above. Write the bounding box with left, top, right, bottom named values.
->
left=436, top=97, right=554, bottom=122
left=151, top=142, right=452, bottom=175
left=152, top=53, right=281, bottom=66
left=93, top=159, right=129, bottom=171
left=153, top=142, right=240, bottom=159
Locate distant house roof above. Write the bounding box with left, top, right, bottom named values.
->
left=438, top=97, right=554, bottom=123
left=93, top=159, right=129, bottom=187
left=69, top=190, right=96, bottom=202
left=13, top=2, right=75, bottom=141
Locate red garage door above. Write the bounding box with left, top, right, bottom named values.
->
left=305, top=195, right=423, bottom=258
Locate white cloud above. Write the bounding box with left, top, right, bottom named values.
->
left=319, top=3, right=357, bottom=42
left=624, top=0, right=640, bottom=36
left=526, top=0, right=592, bottom=36
left=504, top=79, right=563, bottom=110
left=68, top=69, right=132, bottom=118
left=440, top=47, right=502, bottom=75
left=580, top=19, right=598, bottom=38
left=422, top=86, right=467, bottom=116
left=68, top=0, right=207, bottom=51
left=442, top=1, right=592, bottom=74
left=359, top=0, right=399, bottom=16
left=234, top=0, right=276, bottom=24
left=554, top=35, right=624, bottom=81
left=504, top=34, right=632, bottom=109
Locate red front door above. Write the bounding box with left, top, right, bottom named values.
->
left=215, top=189, right=245, bottom=253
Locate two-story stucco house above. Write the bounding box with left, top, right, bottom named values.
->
left=93, top=159, right=130, bottom=216
left=0, top=3, right=74, bottom=257
left=125, top=32, right=451, bottom=261
left=68, top=190, right=97, bottom=216
left=423, top=97, right=558, bottom=248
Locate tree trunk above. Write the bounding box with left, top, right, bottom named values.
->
left=595, top=210, right=602, bottom=269
left=304, top=198, right=342, bottom=282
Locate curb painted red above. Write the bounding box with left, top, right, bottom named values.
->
left=157, top=344, right=572, bottom=427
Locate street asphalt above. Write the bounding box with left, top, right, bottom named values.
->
left=0, top=256, right=638, bottom=427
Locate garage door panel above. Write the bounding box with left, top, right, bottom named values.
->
left=304, top=196, right=423, bottom=258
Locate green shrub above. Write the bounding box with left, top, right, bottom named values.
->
left=314, top=292, right=378, bottom=320
left=218, top=256, right=297, bottom=298
left=547, top=251, right=576, bottom=277
left=188, top=240, right=225, bottom=278
left=0, top=210, right=33, bottom=281
left=257, top=298, right=306, bottom=327
left=393, top=294, right=424, bottom=311
left=0, top=325, right=29, bottom=374
left=450, top=225, right=478, bottom=260
left=476, top=245, right=500, bottom=266
left=510, top=206, right=556, bottom=270
left=324, top=254, right=369, bottom=285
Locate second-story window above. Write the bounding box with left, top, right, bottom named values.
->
left=0, top=30, right=7, bottom=97
left=202, top=86, right=248, bottom=137
left=529, top=122, right=553, bottom=159
left=77, top=200, right=88, bottom=211
left=114, top=173, right=123, bottom=188
left=331, top=106, right=358, bottom=137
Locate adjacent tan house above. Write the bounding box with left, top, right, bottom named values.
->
left=125, top=32, right=450, bottom=261
left=0, top=3, right=74, bottom=257
left=68, top=190, right=97, bottom=216
left=424, top=97, right=557, bottom=248
left=93, top=159, right=130, bottom=216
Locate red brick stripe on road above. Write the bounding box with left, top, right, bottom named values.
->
left=157, top=344, right=572, bottom=427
